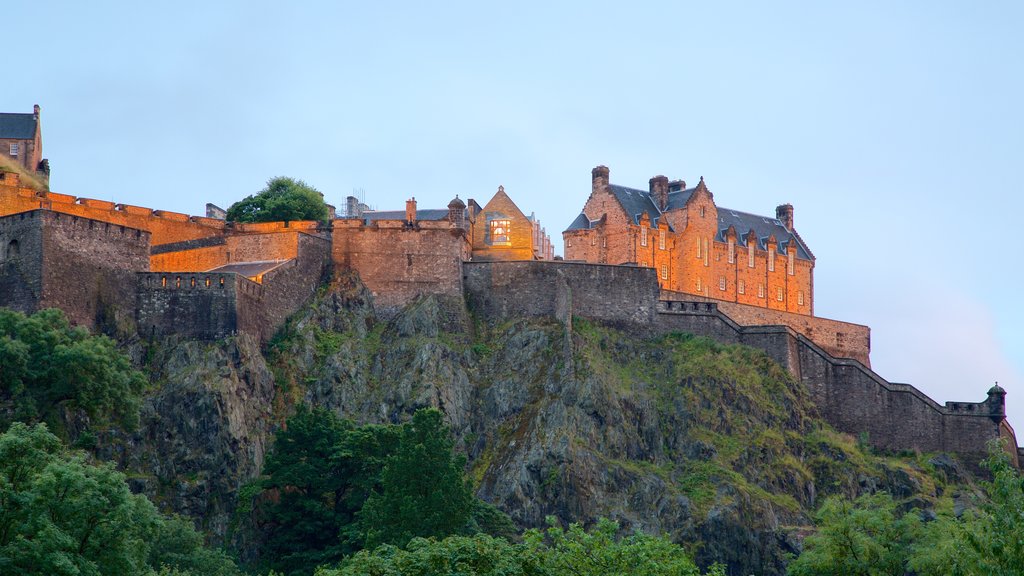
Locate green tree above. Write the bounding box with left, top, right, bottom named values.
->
left=0, top=308, right=147, bottom=433
left=359, top=409, right=475, bottom=549
left=787, top=492, right=921, bottom=576
left=0, top=422, right=240, bottom=576
left=226, top=177, right=329, bottom=223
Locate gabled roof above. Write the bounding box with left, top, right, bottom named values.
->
left=665, top=187, right=696, bottom=211
left=565, top=213, right=592, bottom=231
left=361, top=209, right=449, bottom=224
left=0, top=113, right=37, bottom=140
left=607, top=185, right=673, bottom=231
left=717, top=208, right=813, bottom=260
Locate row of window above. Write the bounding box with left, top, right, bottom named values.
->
left=639, top=228, right=667, bottom=250
left=704, top=276, right=806, bottom=304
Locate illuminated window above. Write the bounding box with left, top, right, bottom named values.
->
left=567, top=239, right=572, bottom=247
left=591, top=236, right=595, bottom=246
left=788, top=250, right=795, bottom=275
left=768, top=248, right=775, bottom=272
left=9, top=144, right=17, bottom=156
left=748, top=244, right=755, bottom=268
left=758, top=284, right=765, bottom=298
left=727, top=239, right=734, bottom=263
left=777, top=287, right=784, bottom=301
left=719, top=277, right=726, bottom=291
left=661, top=264, right=668, bottom=279
left=696, top=277, right=702, bottom=292
left=659, top=230, right=665, bottom=250
left=798, top=291, right=805, bottom=305
left=738, top=280, right=745, bottom=294
left=489, top=219, right=511, bottom=246
left=641, top=260, right=647, bottom=267
left=703, top=239, right=709, bottom=267
left=640, top=227, right=648, bottom=247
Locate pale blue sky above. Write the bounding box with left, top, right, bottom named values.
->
left=9, top=1, right=1023, bottom=426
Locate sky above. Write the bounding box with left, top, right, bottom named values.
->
left=7, top=1, right=1023, bottom=427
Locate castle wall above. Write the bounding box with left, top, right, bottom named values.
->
left=37, top=212, right=150, bottom=328
left=149, top=231, right=306, bottom=273
left=464, top=260, right=659, bottom=329
left=332, top=219, right=468, bottom=315
left=662, top=291, right=870, bottom=366
left=467, top=260, right=1011, bottom=470
left=137, top=272, right=242, bottom=340
left=243, top=233, right=331, bottom=341
left=0, top=211, right=44, bottom=314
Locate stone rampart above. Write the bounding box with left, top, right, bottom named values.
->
left=465, top=260, right=1015, bottom=470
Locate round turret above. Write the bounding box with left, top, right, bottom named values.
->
left=448, top=195, right=466, bottom=209
left=989, top=383, right=1006, bottom=396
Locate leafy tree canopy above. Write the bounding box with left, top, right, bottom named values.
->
left=244, top=407, right=509, bottom=576
left=226, top=177, right=329, bottom=223
left=0, top=422, right=241, bottom=576
left=318, top=518, right=724, bottom=576
left=0, top=308, right=147, bottom=434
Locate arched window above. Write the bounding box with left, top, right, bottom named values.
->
left=6, top=239, right=18, bottom=260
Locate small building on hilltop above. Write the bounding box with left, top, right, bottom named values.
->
left=0, top=105, right=48, bottom=176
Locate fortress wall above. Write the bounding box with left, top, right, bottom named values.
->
left=226, top=232, right=300, bottom=263
left=332, top=221, right=468, bottom=315
left=37, top=212, right=150, bottom=329
left=0, top=211, right=44, bottom=314
left=136, top=272, right=242, bottom=340
left=151, top=243, right=227, bottom=273
left=249, top=233, right=331, bottom=341
left=464, top=260, right=660, bottom=329
left=663, top=291, right=871, bottom=365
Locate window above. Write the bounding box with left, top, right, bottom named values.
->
left=788, top=251, right=795, bottom=276
left=719, top=277, right=726, bottom=291
left=696, top=238, right=702, bottom=258
left=641, top=260, right=647, bottom=267
left=748, top=244, right=755, bottom=268
left=703, top=239, right=709, bottom=267
left=591, top=236, right=595, bottom=246
left=777, top=287, right=784, bottom=301
left=728, top=239, right=734, bottom=263
left=696, top=277, right=702, bottom=291
left=768, top=248, right=775, bottom=272
left=5, top=239, right=18, bottom=259
left=9, top=144, right=17, bottom=156
left=489, top=219, right=511, bottom=245
left=798, top=291, right=805, bottom=306
left=661, top=264, right=668, bottom=279
left=567, top=239, right=572, bottom=247
left=699, top=206, right=706, bottom=218
left=640, top=227, right=648, bottom=247
left=758, top=284, right=765, bottom=298
left=738, top=280, right=745, bottom=294
left=659, top=230, right=665, bottom=250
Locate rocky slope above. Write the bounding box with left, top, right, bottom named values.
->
left=107, top=272, right=973, bottom=575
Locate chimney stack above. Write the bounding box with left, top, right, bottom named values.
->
left=406, top=197, right=417, bottom=224
left=649, top=175, right=669, bottom=211
left=592, top=165, right=610, bottom=194
left=33, top=104, right=40, bottom=119
left=776, top=204, right=794, bottom=230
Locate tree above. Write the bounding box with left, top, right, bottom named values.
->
left=787, top=492, right=921, bottom=576
left=0, top=422, right=241, bottom=576
left=226, top=177, right=329, bottom=223
left=359, top=409, right=475, bottom=549
left=0, top=308, right=147, bottom=433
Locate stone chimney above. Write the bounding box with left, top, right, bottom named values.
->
left=447, top=195, right=466, bottom=228
left=649, top=175, right=669, bottom=211
left=776, top=204, right=794, bottom=230
left=406, top=197, right=417, bottom=224
left=592, top=165, right=610, bottom=194
left=33, top=104, right=40, bottom=119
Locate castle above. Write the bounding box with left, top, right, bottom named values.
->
left=0, top=158, right=1017, bottom=473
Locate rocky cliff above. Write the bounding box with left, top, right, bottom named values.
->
left=107, top=272, right=971, bottom=575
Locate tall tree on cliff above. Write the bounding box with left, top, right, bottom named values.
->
left=226, top=177, right=329, bottom=223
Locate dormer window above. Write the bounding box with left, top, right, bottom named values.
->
left=489, top=219, right=511, bottom=246
left=788, top=250, right=795, bottom=275
left=659, top=230, right=665, bottom=250
left=727, top=239, right=735, bottom=263
left=768, top=248, right=775, bottom=272
left=640, top=227, right=648, bottom=247
left=748, top=244, right=755, bottom=268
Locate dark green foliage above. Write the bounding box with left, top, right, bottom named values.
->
left=360, top=409, right=475, bottom=549
left=226, top=177, right=329, bottom=223
left=0, top=308, right=147, bottom=433
left=320, top=518, right=724, bottom=576
left=0, top=422, right=241, bottom=576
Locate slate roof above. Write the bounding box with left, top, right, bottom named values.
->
left=607, top=185, right=673, bottom=230
left=208, top=260, right=289, bottom=278
left=567, top=180, right=813, bottom=261
left=717, top=208, right=813, bottom=260
left=0, top=113, right=37, bottom=140
left=361, top=209, right=449, bottom=224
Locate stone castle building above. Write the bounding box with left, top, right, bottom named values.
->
left=0, top=155, right=1017, bottom=471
